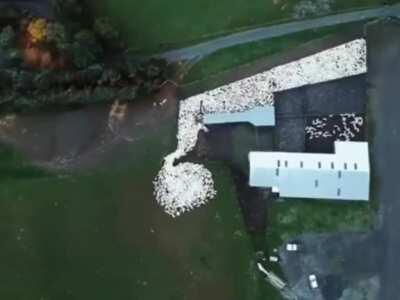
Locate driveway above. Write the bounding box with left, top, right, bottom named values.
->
left=366, top=19, right=400, bottom=300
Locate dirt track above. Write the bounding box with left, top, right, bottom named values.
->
left=0, top=83, right=178, bottom=170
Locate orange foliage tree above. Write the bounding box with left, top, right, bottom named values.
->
left=27, top=18, right=48, bottom=44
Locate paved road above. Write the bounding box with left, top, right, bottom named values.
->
left=366, top=20, right=400, bottom=300
left=160, top=4, right=400, bottom=62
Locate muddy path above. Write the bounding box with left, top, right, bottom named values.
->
left=0, top=83, right=178, bottom=171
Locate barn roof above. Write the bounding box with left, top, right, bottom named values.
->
left=249, top=141, right=369, bottom=201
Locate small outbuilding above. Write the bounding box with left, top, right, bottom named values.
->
left=203, top=106, right=275, bottom=127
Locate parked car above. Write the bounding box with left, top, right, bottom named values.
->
left=286, top=242, right=300, bottom=251
left=269, top=255, right=279, bottom=262
left=308, top=274, right=319, bottom=289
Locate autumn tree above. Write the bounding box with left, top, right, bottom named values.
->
left=27, top=18, right=48, bottom=44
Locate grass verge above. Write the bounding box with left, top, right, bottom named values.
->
left=92, top=0, right=391, bottom=53
left=267, top=199, right=376, bottom=251
left=184, top=22, right=365, bottom=83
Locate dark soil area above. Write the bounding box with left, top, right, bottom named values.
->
left=275, top=74, right=366, bottom=118
left=305, top=114, right=365, bottom=153
left=183, top=123, right=274, bottom=236
left=276, top=117, right=306, bottom=152
left=275, top=74, right=367, bottom=152
left=186, top=123, right=274, bottom=175
left=230, top=168, right=269, bottom=234
left=193, top=125, right=234, bottom=162
left=0, top=82, right=178, bottom=170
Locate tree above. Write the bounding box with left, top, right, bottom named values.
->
left=51, top=0, right=83, bottom=20
left=27, top=18, right=48, bottom=44
left=0, top=26, right=22, bottom=67
left=34, top=70, right=53, bottom=91
left=94, top=17, right=120, bottom=44
left=142, top=58, right=167, bottom=79
left=47, top=22, right=69, bottom=52
left=98, top=68, right=121, bottom=86
left=0, top=26, right=16, bottom=49
left=125, top=59, right=140, bottom=78
left=71, top=30, right=102, bottom=69
left=13, top=70, right=34, bottom=92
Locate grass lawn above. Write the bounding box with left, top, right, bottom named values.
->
left=0, top=120, right=279, bottom=300
left=91, top=0, right=390, bottom=53
left=0, top=145, right=49, bottom=180
left=183, top=22, right=364, bottom=83
left=0, top=123, right=377, bottom=300
left=266, top=199, right=376, bottom=251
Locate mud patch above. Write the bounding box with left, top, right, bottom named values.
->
left=306, top=113, right=365, bottom=153
left=0, top=83, right=178, bottom=170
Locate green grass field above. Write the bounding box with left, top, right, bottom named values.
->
left=0, top=121, right=277, bottom=300
left=0, top=1, right=385, bottom=297
left=0, top=116, right=376, bottom=300
left=267, top=199, right=375, bottom=250
left=92, top=0, right=389, bottom=53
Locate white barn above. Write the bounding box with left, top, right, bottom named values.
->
left=249, top=141, right=370, bottom=201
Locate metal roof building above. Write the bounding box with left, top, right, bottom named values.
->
left=249, top=141, right=370, bottom=201
left=203, top=106, right=275, bottom=127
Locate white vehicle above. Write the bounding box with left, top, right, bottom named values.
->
left=308, top=274, right=319, bottom=289
left=286, top=243, right=299, bottom=251
left=269, top=255, right=279, bottom=262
